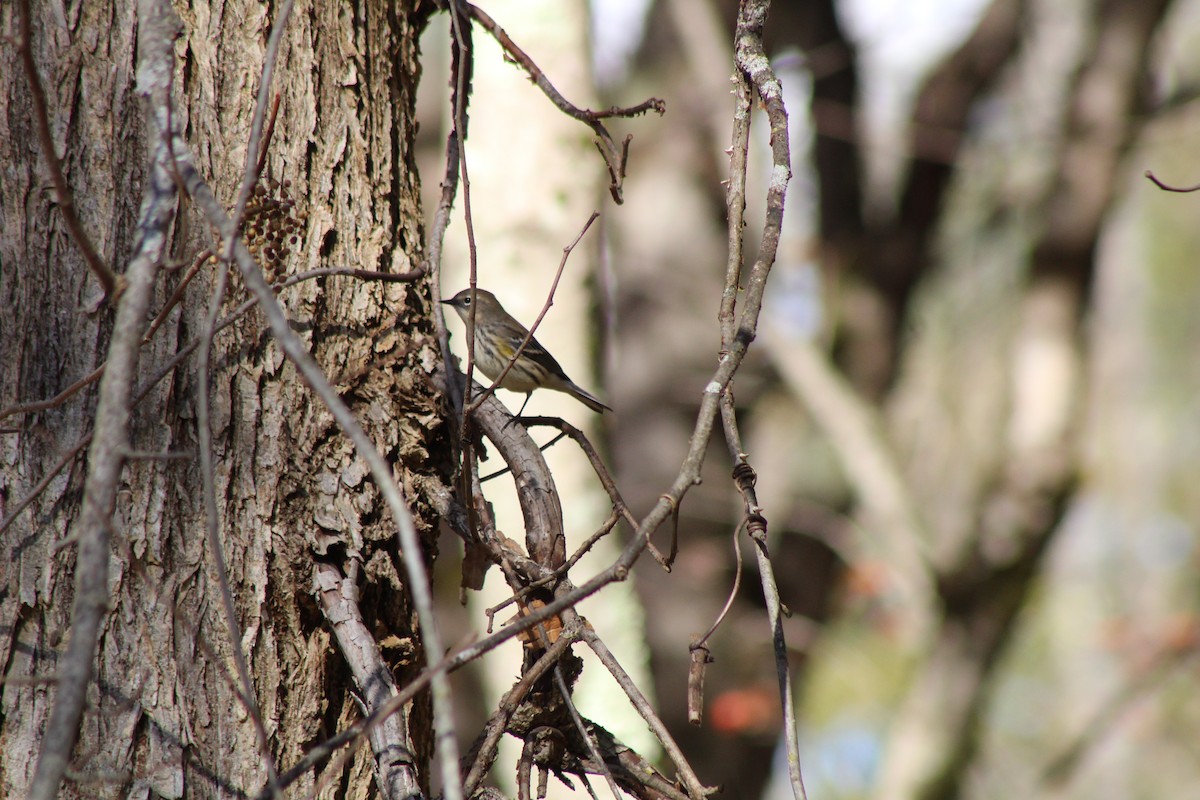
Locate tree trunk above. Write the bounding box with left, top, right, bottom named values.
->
left=1, top=1, right=442, bottom=797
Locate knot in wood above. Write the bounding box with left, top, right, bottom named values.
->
left=529, top=726, right=567, bottom=768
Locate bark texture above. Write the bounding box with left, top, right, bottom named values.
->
left=0, top=1, right=442, bottom=797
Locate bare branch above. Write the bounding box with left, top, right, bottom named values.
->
left=315, top=562, right=423, bottom=798
left=691, top=517, right=746, bottom=651
left=463, top=2, right=664, bottom=202
left=580, top=627, right=712, bottom=800
left=27, top=2, right=180, bottom=793
left=707, top=2, right=808, bottom=798
left=0, top=366, right=106, bottom=424
left=429, top=1, right=473, bottom=418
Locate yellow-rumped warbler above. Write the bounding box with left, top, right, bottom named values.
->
left=442, top=288, right=611, bottom=414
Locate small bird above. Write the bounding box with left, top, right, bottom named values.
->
left=442, top=288, right=611, bottom=415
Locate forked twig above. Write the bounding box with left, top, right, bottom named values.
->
left=553, top=664, right=623, bottom=800
left=711, top=1, right=807, bottom=797
left=462, top=632, right=579, bottom=796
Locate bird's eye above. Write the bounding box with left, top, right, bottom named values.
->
left=462, top=297, right=471, bottom=305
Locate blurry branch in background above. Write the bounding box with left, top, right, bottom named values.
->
left=1041, top=624, right=1200, bottom=789
left=763, top=332, right=936, bottom=638
left=874, top=0, right=1174, bottom=797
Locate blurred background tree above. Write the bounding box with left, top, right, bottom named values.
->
left=418, top=0, right=1200, bottom=798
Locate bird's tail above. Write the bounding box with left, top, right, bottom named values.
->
left=565, top=382, right=612, bottom=413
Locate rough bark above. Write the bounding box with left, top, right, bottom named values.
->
left=1, top=1, right=441, bottom=797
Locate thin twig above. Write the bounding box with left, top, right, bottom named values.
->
left=196, top=256, right=281, bottom=795
left=429, top=0, right=472, bottom=418
left=561, top=511, right=622, bottom=573
left=144, top=248, right=213, bottom=341
left=255, top=94, right=282, bottom=176
left=693, top=517, right=746, bottom=648
left=710, top=3, right=807, bottom=797
left=464, top=2, right=664, bottom=202
left=519, top=417, right=672, bottom=568
left=0, top=438, right=84, bottom=540
left=448, top=0, right=480, bottom=420
left=1144, top=169, right=1200, bottom=193
left=553, top=664, right=623, bottom=800
left=147, top=92, right=283, bottom=343
left=227, top=1, right=293, bottom=252
left=446, top=5, right=490, bottom=676
left=479, top=431, right=569, bottom=482
left=144, top=93, right=283, bottom=344
left=0, top=366, right=106, bottom=423
left=580, top=626, right=710, bottom=800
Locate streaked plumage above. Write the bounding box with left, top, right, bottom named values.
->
left=442, top=288, right=611, bottom=414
